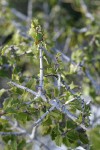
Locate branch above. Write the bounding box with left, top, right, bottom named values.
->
left=27, top=0, right=33, bottom=27
left=32, top=105, right=55, bottom=128
left=27, top=126, right=50, bottom=150
left=50, top=99, right=77, bottom=121
left=0, top=132, right=26, bottom=136
left=39, top=44, right=44, bottom=89
left=9, top=81, right=47, bottom=102
left=64, top=97, right=77, bottom=105
left=50, top=99, right=87, bottom=130
left=11, top=8, right=28, bottom=21
left=85, top=69, right=100, bottom=94
left=57, top=74, right=61, bottom=91
left=8, top=80, right=86, bottom=131
left=63, top=35, right=71, bottom=53
left=34, top=137, right=50, bottom=150
left=1, top=116, right=26, bottom=133
left=53, top=48, right=99, bottom=95
left=80, top=0, right=94, bottom=21
left=9, top=81, right=37, bottom=96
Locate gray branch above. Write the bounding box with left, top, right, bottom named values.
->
left=27, top=0, right=33, bottom=27
left=39, top=44, right=44, bottom=89
left=32, top=105, right=55, bottom=128
left=0, top=132, right=26, bottom=136
left=9, top=81, right=37, bottom=96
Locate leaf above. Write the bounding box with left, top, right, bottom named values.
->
left=41, top=126, right=51, bottom=135
left=51, top=126, right=58, bottom=140
left=63, top=137, right=71, bottom=147
left=0, top=89, right=6, bottom=97
left=18, top=139, right=26, bottom=150
left=55, top=135, right=62, bottom=146
left=15, top=112, right=27, bottom=123
left=0, top=118, right=8, bottom=124
left=5, top=107, right=17, bottom=114
left=67, top=130, right=79, bottom=143
left=89, top=126, right=100, bottom=150
left=79, top=132, right=89, bottom=144
left=42, top=117, right=52, bottom=126
left=67, top=120, right=77, bottom=129
left=11, top=139, right=17, bottom=150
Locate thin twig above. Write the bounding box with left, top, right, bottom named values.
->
left=11, top=8, right=28, bottom=21
left=34, top=137, right=50, bottom=150
left=27, top=0, right=33, bottom=27
left=1, top=116, right=26, bottom=133
left=80, top=0, right=94, bottom=21
left=85, top=69, right=100, bottom=94
left=0, top=132, right=26, bottom=136
left=9, top=81, right=37, bottom=96
left=57, top=74, right=61, bottom=91
left=39, top=44, right=44, bottom=89
left=64, top=97, right=77, bottom=105
left=50, top=99, right=87, bottom=130
left=32, top=105, right=55, bottom=128
left=63, top=36, right=71, bottom=53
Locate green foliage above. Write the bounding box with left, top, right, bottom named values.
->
left=89, top=125, right=100, bottom=150
left=29, top=19, right=44, bottom=45
left=0, top=0, right=100, bottom=149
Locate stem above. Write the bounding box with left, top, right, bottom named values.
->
left=9, top=81, right=37, bottom=96
left=57, top=73, right=61, bottom=91
left=39, top=44, right=43, bottom=89
left=32, top=105, right=55, bottom=128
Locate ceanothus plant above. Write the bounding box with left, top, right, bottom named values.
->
left=0, top=19, right=90, bottom=149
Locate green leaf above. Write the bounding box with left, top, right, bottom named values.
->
left=5, top=107, right=17, bottom=114
left=0, top=118, right=8, bottom=124
left=0, top=89, right=6, bottom=97
left=79, top=132, right=89, bottom=144
left=89, top=126, right=100, bottom=150
left=41, top=126, right=51, bottom=135
left=15, top=112, right=27, bottom=123
left=67, top=120, right=77, bottom=129
left=43, top=117, right=52, bottom=126
left=51, top=126, right=59, bottom=140
left=18, top=139, right=26, bottom=150
left=67, top=130, right=79, bottom=143
left=55, top=135, right=62, bottom=146
left=11, top=139, right=17, bottom=150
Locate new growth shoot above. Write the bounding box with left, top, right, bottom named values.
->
left=29, top=19, right=44, bottom=94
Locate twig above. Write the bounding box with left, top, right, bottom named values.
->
left=50, top=99, right=77, bottom=121
left=0, top=132, right=26, bottom=136
left=9, top=80, right=86, bottom=130
left=57, top=74, right=61, bottom=91
left=39, top=44, right=44, bottom=90
left=27, top=126, right=37, bottom=142
left=41, top=46, right=56, bottom=62
left=72, top=26, right=90, bottom=33
left=34, top=137, right=50, bottom=150
left=85, top=69, right=100, bottom=94
left=55, top=49, right=71, bottom=63
left=53, top=48, right=99, bottom=94
left=27, top=0, right=33, bottom=27
left=64, top=97, right=77, bottom=105
left=11, top=8, right=28, bottom=21
left=32, top=105, right=55, bottom=128
left=63, top=36, right=71, bottom=53
left=9, top=81, right=37, bottom=96
left=80, top=0, right=94, bottom=21
left=9, top=81, right=47, bottom=102
left=50, top=99, right=87, bottom=130
left=1, top=116, right=26, bottom=133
